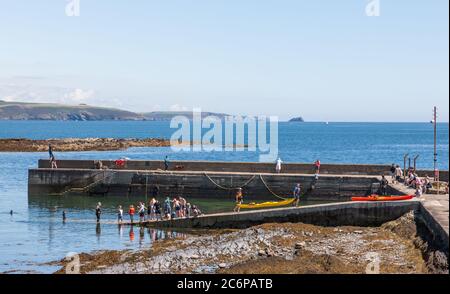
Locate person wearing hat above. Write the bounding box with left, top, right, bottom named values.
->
left=95, top=202, right=102, bottom=222
left=233, top=188, right=244, bottom=212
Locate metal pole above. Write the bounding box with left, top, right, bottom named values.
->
left=413, top=155, right=419, bottom=172
left=145, top=173, right=148, bottom=202
left=403, top=153, right=409, bottom=181
left=433, top=106, right=438, bottom=181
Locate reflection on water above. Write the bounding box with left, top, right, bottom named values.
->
left=0, top=193, right=195, bottom=274
left=11, top=192, right=329, bottom=273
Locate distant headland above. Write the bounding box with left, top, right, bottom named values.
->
left=288, top=116, right=305, bottom=122
left=0, top=100, right=305, bottom=122
left=0, top=100, right=229, bottom=121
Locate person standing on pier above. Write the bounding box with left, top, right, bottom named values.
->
left=48, top=144, right=53, bottom=159
left=154, top=200, right=162, bottom=220
left=314, top=159, right=321, bottom=174
left=138, top=202, right=146, bottom=223
left=395, top=165, right=403, bottom=183
left=172, top=198, right=181, bottom=218
left=390, top=164, right=396, bottom=183
left=233, top=188, right=244, bottom=212
left=179, top=196, right=187, bottom=218
left=95, top=202, right=102, bottom=223
left=164, top=156, right=169, bottom=171
left=293, top=183, right=301, bottom=207
left=380, top=175, right=389, bottom=195
left=117, top=205, right=123, bottom=224
left=148, top=198, right=156, bottom=220
left=128, top=205, right=135, bottom=224
left=164, top=197, right=172, bottom=220
left=275, top=157, right=283, bottom=173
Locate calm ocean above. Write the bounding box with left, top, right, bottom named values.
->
left=0, top=121, right=448, bottom=273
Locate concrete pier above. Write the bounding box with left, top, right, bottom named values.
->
left=389, top=181, right=449, bottom=251
left=29, top=159, right=448, bottom=201
left=134, top=199, right=420, bottom=229
left=28, top=168, right=382, bottom=201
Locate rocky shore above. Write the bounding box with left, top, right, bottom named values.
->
left=54, top=212, right=447, bottom=274
left=0, top=138, right=171, bottom=152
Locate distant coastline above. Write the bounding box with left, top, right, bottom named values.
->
left=0, top=100, right=229, bottom=121
left=0, top=100, right=310, bottom=122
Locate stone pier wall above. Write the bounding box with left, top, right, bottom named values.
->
left=28, top=169, right=381, bottom=201
left=37, top=159, right=449, bottom=181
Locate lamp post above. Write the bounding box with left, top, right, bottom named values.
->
left=432, top=107, right=438, bottom=181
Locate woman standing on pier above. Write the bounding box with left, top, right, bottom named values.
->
left=233, top=188, right=244, bottom=212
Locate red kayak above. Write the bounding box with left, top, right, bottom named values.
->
left=351, top=195, right=414, bottom=202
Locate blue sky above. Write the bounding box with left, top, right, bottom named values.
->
left=0, top=0, right=448, bottom=121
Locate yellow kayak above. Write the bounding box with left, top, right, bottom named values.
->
left=238, top=198, right=295, bottom=209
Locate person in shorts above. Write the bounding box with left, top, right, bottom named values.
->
left=293, top=183, right=301, bottom=207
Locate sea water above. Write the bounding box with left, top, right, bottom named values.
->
left=0, top=121, right=448, bottom=273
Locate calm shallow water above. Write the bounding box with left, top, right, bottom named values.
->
left=0, top=121, right=448, bottom=273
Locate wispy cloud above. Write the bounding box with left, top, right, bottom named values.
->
left=63, top=88, right=95, bottom=102
left=0, top=83, right=96, bottom=105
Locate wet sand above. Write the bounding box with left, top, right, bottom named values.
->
left=53, top=212, right=447, bottom=274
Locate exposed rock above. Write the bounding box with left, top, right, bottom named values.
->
left=295, top=242, right=306, bottom=249
left=0, top=138, right=170, bottom=152
left=53, top=216, right=438, bottom=274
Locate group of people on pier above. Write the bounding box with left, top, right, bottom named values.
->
left=93, top=196, right=203, bottom=224
left=388, top=163, right=437, bottom=197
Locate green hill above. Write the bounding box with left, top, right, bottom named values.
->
left=0, top=100, right=228, bottom=121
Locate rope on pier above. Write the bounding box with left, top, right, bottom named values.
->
left=258, top=174, right=288, bottom=200
left=203, top=173, right=256, bottom=190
